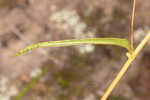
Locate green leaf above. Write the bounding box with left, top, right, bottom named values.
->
left=14, top=38, right=130, bottom=56
left=14, top=67, right=47, bottom=100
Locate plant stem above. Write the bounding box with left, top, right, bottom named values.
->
left=130, top=0, right=136, bottom=52
left=101, top=32, right=150, bottom=100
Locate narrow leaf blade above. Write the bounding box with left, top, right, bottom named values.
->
left=14, top=67, right=47, bottom=100
left=15, top=38, right=130, bottom=56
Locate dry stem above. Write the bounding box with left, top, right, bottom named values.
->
left=101, top=32, right=150, bottom=100
left=130, top=0, right=136, bottom=52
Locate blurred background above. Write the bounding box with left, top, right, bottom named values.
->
left=0, top=0, right=150, bottom=100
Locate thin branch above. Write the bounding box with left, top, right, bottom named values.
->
left=130, top=0, right=136, bottom=52
left=101, top=32, right=150, bottom=100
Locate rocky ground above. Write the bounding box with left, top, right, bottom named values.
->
left=0, top=0, right=150, bottom=100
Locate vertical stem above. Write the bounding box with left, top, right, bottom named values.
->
left=130, top=0, right=136, bottom=52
